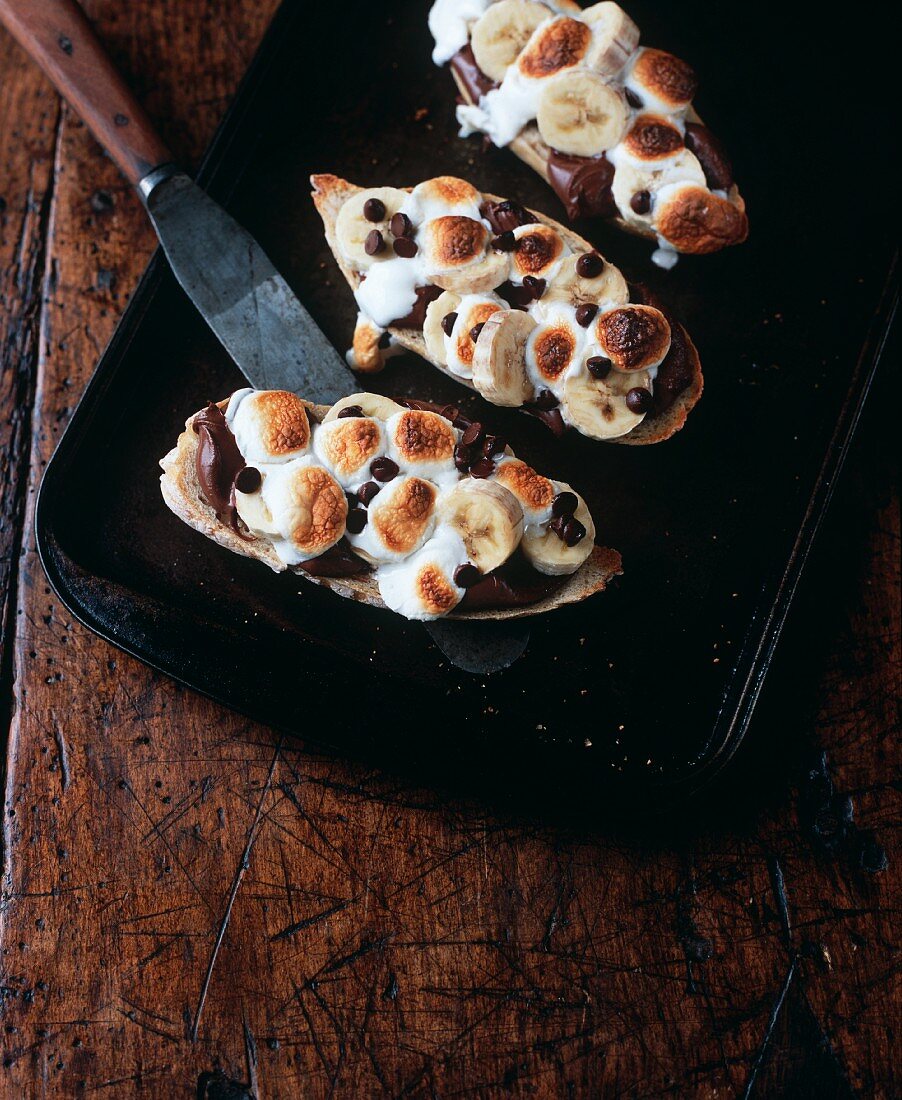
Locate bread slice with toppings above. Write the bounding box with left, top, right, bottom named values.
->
left=160, top=390, right=622, bottom=622
left=311, top=173, right=703, bottom=445
left=430, top=0, right=747, bottom=262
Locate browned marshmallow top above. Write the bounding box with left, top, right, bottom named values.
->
left=595, top=305, right=671, bottom=372
left=519, top=17, right=591, bottom=78
left=372, top=477, right=437, bottom=554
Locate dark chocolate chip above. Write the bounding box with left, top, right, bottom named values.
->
left=370, top=456, right=400, bottom=482
left=625, top=87, right=643, bottom=109
left=480, top=199, right=534, bottom=232
left=364, top=230, right=385, bottom=255
left=469, top=457, right=495, bottom=479
left=393, top=236, right=418, bottom=258
left=235, top=466, right=262, bottom=494
left=491, top=230, right=516, bottom=252
left=439, top=404, right=460, bottom=423
left=576, top=252, right=604, bottom=278
left=454, top=563, right=482, bottom=588
left=441, top=312, right=458, bottom=336
left=551, top=491, right=578, bottom=519
left=626, top=387, right=653, bottom=413
left=630, top=190, right=652, bottom=215
left=548, top=515, right=566, bottom=538
left=469, top=322, right=485, bottom=343
left=337, top=405, right=365, bottom=418
left=562, top=518, right=587, bottom=547
left=533, top=388, right=559, bottom=410
left=390, top=212, right=412, bottom=237
left=378, top=330, right=392, bottom=349
left=522, top=275, right=546, bottom=300
left=482, top=434, right=506, bottom=457
left=363, top=197, right=386, bottom=222
left=346, top=509, right=367, bottom=534
left=453, top=443, right=473, bottom=472
left=575, top=303, right=598, bottom=328
left=357, top=481, right=381, bottom=506
left=461, top=421, right=484, bottom=447
left=586, top=356, right=612, bottom=379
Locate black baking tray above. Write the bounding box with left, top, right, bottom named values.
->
left=35, top=0, right=898, bottom=812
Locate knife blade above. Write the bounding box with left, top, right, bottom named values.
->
left=1, top=0, right=530, bottom=674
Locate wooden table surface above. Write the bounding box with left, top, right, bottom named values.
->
left=0, top=3, right=898, bottom=1096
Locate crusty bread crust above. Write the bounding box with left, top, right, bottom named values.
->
left=310, top=174, right=702, bottom=445
left=451, top=72, right=747, bottom=254
left=159, top=401, right=623, bottom=621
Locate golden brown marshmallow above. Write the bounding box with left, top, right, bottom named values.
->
left=531, top=324, right=579, bottom=382
left=316, top=417, right=383, bottom=480
left=519, top=17, right=591, bottom=78
left=595, top=305, right=672, bottom=372
left=371, top=477, right=437, bottom=555
left=631, top=49, right=698, bottom=109
left=423, top=216, right=489, bottom=271
left=416, top=562, right=460, bottom=617
left=655, top=186, right=749, bottom=254
left=511, top=224, right=565, bottom=280
left=391, top=410, right=457, bottom=465
left=623, top=115, right=685, bottom=161
left=495, top=460, right=555, bottom=519
left=284, top=465, right=347, bottom=556
left=418, top=176, right=482, bottom=209
left=454, top=301, right=504, bottom=369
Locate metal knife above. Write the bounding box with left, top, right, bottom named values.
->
left=1, top=0, right=530, bottom=673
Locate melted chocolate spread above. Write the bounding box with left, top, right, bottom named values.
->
left=450, top=44, right=498, bottom=100
left=459, top=550, right=564, bottom=610
left=546, top=152, right=617, bottom=221
left=391, top=284, right=444, bottom=329
left=629, top=285, right=695, bottom=414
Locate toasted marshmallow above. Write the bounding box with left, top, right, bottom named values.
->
left=422, top=216, right=489, bottom=274
left=377, top=530, right=468, bottom=620
left=385, top=409, right=459, bottom=483
left=258, top=461, right=347, bottom=565
left=654, top=183, right=749, bottom=254
left=625, top=48, right=698, bottom=115
left=525, top=309, right=586, bottom=390
left=609, top=149, right=706, bottom=230
left=594, top=305, right=671, bottom=372
left=622, top=114, right=685, bottom=164
left=446, top=295, right=505, bottom=378
left=518, top=16, right=591, bottom=79
left=226, top=388, right=311, bottom=465
left=312, top=416, right=385, bottom=489
left=493, top=458, right=556, bottom=525
left=403, top=176, right=483, bottom=224
left=349, top=476, right=438, bottom=563
left=510, top=223, right=568, bottom=283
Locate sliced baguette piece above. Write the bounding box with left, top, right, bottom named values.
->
left=311, top=173, right=702, bottom=445
left=159, top=399, right=623, bottom=622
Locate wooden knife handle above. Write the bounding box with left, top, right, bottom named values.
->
left=0, top=0, right=172, bottom=187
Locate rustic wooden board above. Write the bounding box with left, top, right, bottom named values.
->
left=0, top=2, right=898, bottom=1096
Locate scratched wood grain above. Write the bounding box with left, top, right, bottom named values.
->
left=0, top=3, right=898, bottom=1097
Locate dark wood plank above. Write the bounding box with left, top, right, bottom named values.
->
left=0, top=2, right=897, bottom=1096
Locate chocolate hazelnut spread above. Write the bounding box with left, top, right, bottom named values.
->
left=298, top=538, right=370, bottom=578
left=480, top=199, right=536, bottom=234
left=546, top=152, right=617, bottom=220
left=450, top=45, right=498, bottom=102
left=193, top=402, right=246, bottom=529
left=684, top=123, right=734, bottom=191
left=459, top=550, right=564, bottom=610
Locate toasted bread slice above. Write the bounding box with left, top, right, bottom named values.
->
left=311, top=173, right=702, bottom=445
left=160, top=399, right=623, bottom=622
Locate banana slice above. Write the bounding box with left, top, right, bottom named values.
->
left=471, top=0, right=549, bottom=83
left=581, top=2, right=640, bottom=76
left=536, top=69, right=628, bottom=156
left=423, top=290, right=462, bottom=367
left=472, top=309, right=537, bottom=406
left=437, top=479, right=524, bottom=574
left=561, top=370, right=650, bottom=440
left=422, top=216, right=510, bottom=294
left=234, top=477, right=277, bottom=537
left=323, top=392, right=405, bottom=423
left=446, top=295, right=505, bottom=378
left=521, top=484, right=595, bottom=576
left=541, top=253, right=628, bottom=314
left=334, top=187, right=408, bottom=271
